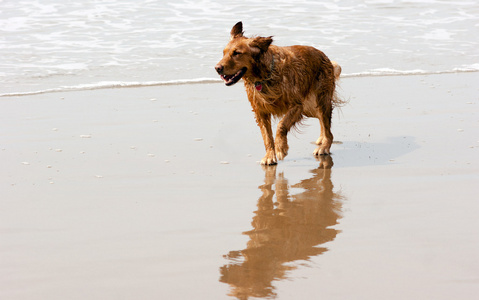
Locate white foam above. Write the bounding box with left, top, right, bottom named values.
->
left=1, top=67, right=478, bottom=97
left=0, top=78, right=222, bottom=97
left=416, top=29, right=453, bottom=41
left=454, top=63, right=479, bottom=72
left=341, top=67, right=479, bottom=78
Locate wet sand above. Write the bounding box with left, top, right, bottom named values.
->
left=1, top=72, right=478, bottom=299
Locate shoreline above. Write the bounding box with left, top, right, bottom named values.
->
left=2, top=67, right=478, bottom=98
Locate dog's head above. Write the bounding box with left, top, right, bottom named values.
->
left=215, top=22, right=273, bottom=86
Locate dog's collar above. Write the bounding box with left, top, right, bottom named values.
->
left=254, top=56, right=275, bottom=92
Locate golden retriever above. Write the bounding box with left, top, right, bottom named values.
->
left=215, top=22, right=342, bottom=165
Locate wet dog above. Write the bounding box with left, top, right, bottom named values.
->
left=215, top=22, right=342, bottom=165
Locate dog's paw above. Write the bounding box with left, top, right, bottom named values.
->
left=275, top=140, right=289, bottom=161
left=314, top=137, right=332, bottom=155
left=313, top=146, right=330, bottom=156
left=276, top=150, right=287, bottom=161
left=261, top=151, right=277, bottom=165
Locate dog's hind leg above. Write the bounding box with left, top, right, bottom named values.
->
left=255, top=112, right=277, bottom=165
left=314, top=102, right=333, bottom=156
left=275, top=105, right=303, bottom=161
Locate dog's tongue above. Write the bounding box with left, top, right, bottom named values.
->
left=255, top=83, right=262, bottom=91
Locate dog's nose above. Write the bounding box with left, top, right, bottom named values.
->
left=215, top=64, right=224, bottom=74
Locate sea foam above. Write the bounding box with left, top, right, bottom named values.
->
left=1, top=67, right=478, bottom=97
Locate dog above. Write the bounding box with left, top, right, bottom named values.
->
left=215, top=22, right=342, bottom=165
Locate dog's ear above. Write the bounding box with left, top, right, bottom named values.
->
left=250, top=36, right=273, bottom=54
left=230, top=21, right=244, bottom=39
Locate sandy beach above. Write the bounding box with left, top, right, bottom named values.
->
left=1, top=72, right=478, bottom=299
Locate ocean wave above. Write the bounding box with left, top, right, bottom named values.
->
left=342, top=66, right=479, bottom=78
left=0, top=78, right=223, bottom=97
left=1, top=67, right=478, bottom=97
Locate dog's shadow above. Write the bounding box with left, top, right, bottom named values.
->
left=331, top=136, right=420, bottom=168
left=219, top=156, right=345, bottom=300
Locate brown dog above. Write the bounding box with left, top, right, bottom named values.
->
left=215, top=22, right=342, bottom=165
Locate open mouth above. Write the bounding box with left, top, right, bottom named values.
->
left=221, top=68, right=246, bottom=86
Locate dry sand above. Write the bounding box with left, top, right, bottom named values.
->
left=1, top=72, right=478, bottom=299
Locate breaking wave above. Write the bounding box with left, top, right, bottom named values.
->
left=1, top=66, right=478, bottom=97
left=342, top=65, right=479, bottom=78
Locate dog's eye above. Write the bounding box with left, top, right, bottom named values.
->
left=232, top=51, right=242, bottom=56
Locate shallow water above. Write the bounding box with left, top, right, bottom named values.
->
left=1, top=0, right=479, bottom=95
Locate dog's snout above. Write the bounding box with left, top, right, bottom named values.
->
left=215, top=64, right=224, bottom=74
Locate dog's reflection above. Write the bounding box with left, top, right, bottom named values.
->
left=220, top=156, right=344, bottom=299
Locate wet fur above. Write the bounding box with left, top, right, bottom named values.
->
left=215, top=22, right=342, bottom=165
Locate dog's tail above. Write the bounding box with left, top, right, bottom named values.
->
left=330, top=61, right=347, bottom=108
left=331, top=61, right=341, bottom=81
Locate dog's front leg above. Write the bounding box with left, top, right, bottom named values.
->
left=275, top=105, right=303, bottom=161
left=255, top=112, right=277, bottom=165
